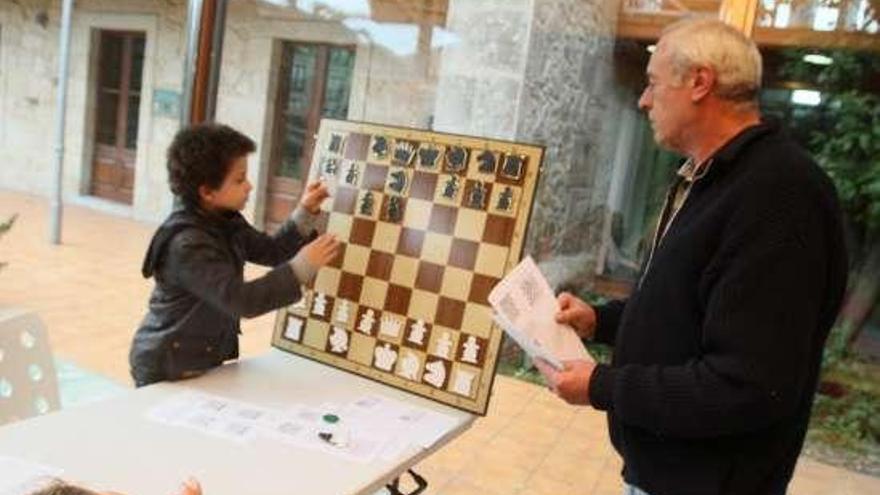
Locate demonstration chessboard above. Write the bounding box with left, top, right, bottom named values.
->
left=272, top=119, right=543, bottom=415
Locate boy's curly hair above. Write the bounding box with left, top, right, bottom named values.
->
left=167, top=123, right=256, bottom=207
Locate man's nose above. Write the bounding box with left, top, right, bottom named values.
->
left=638, top=88, right=650, bottom=111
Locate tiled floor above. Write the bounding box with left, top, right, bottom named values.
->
left=1, top=189, right=877, bottom=495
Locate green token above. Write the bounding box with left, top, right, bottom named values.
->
left=322, top=413, right=339, bottom=424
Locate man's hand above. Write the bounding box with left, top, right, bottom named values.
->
left=555, top=292, right=597, bottom=339
left=300, top=181, right=330, bottom=214
left=301, top=233, right=341, bottom=268
left=534, top=359, right=596, bottom=406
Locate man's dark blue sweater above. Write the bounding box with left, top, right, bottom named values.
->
left=587, top=121, right=848, bottom=495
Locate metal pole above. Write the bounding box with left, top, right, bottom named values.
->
left=180, top=0, right=204, bottom=126
left=49, top=0, right=75, bottom=245
left=205, top=0, right=227, bottom=122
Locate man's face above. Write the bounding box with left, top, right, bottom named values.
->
left=638, top=43, right=695, bottom=153
left=201, top=155, right=252, bottom=212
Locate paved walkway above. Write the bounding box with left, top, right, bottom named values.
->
left=1, top=189, right=877, bottom=494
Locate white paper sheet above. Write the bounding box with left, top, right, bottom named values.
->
left=488, top=256, right=592, bottom=369
left=0, top=456, right=62, bottom=495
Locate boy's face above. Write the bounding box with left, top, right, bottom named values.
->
left=200, top=155, right=252, bottom=212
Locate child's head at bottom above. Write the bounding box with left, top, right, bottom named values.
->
left=167, top=123, right=256, bottom=213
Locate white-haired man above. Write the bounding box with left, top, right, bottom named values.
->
left=537, top=18, right=848, bottom=495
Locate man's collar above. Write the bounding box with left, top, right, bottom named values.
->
left=711, top=117, right=778, bottom=165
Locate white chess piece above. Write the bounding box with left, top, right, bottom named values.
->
left=379, top=315, right=402, bottom=338
left=312, top=292, right=327, bottom=317
left=424, top=360, right=446, bottom=388
left=284, top=318, right=304, bottom=341
left=452, top=370, right=475, bottom=396
left=434, top=331, right=453, bottom=359
left=408, top=319, right=427, bottom=345
left=461, top=335, right=480, bottom=364
left=374, top=343, right=398, bottom=371
left=358, top=309, right=376, bottom=334
left=335, top=299, right=350, bottom=324
left=398, top=351, right=420, bottom=380
left=329, top=326, right=349, bottom=354
left=290, top=291, right=308, bottom=312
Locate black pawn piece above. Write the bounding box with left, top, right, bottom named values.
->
left=360, top=192, right=374, bottom=216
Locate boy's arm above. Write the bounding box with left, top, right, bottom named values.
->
left=239, top=206, right=317, bottom=266
left=169, top=231, right=303, bottom=318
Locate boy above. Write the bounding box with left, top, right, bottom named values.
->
left=129, top=123, right=339, bottom=386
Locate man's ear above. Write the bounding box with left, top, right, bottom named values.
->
left=690, top=66, right=715, bottom=103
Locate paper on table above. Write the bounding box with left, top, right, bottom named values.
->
left=488, top=256, right=592, bottom=369
left=0, top=456, right=62, bottom=495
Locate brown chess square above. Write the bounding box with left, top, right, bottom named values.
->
left=350, top=218, right=377, bottom=246
left=310, top=294, right=335, bottom=322
left=332, top=187, right=358, bottom=215
left=448, top=238, right=479, bottom=270
left=325, top=327, right=351, bottom=356
left=396, top=227, right=425, bottom=257
left=462, top=180, right=493, bottom=211
left=482, top=215, right=515, bottom=246
left=415, top=261, right=445, bottom=293
left=338, top=272, right=364, bottom=301
left=355, top=306, right=381, bottom=336
left=328, top=242, right=347, bottom=269
left=384, top=284, right=413, bottom=315
left=456, top=334, right=487, bottom=367
left=428, top=204, right=458, bottom=235
left=403, top=318, right=432, bottom=351
left=421, top=358, right=451, bottom=389
left=344, top=133, right=370, bottom=160
left=468, top=273, right=499, bottom=305
left=363, top=163, right=389, bottom=192
left=366, top=251, right=395, bottom=280
left=410, top=171, right=438, bottom=201
left=435, top=297, right=465, bottom=329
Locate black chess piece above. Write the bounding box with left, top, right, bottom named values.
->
left=497, top=186, right=513, bottom=211
left=393, top=142, right=415, bottom=167
left=418, top=147, right=439, bottom=168
left=477, top=150, right=495, bottom=174
left=442, top=176, right=459, bottom=199
left=445, top=147, right=467, bottom=173
left=502, top=155, right=524, bottom=179
left=389, top=170, right=407, bottom=193
left=372, top=136, right=388, bottom=157
left=345, top=163, right=359, bottom=185
left=328, top=134, right=343, bottom=153
left=387, top=196, right=403, bottom=222
left=469, top=182, right=486, bottom=209
left=360, top=191, right=374, bottom=216
left=323, top=158, right=338, bottom=176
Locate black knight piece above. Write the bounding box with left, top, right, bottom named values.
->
left=388, top=170, right=407, bottom=194
left=418, top=146, right=440, bottom=168
left=476, top=150, right=496, bottom=174
left=445, top=146, right=468, bottom=173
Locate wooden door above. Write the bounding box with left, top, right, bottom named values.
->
left=90, top=30, right=146, bottom=204
left=264, top=42, right=355, bottom=231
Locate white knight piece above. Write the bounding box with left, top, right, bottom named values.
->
left=329, top=326, right=349, bottom=354
left=424, top=360, right=446, bottom=388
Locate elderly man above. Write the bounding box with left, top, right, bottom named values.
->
left=537, top=18, right=848, bottom=495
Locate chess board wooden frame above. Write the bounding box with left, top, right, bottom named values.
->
left=271, top=119, right=543, bottom=415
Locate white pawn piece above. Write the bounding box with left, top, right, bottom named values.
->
left=379, top=315, right=402, bottom=338
left=398, top=351, right=420, bottom=381
left=335, top=299, right=350, bottom=324
left=461, top=335, right=480, bottom=364
left=408, top=319, right=427, bottom=345
left=284, top=318, right=304, bottom=341
left=312, top=292, right=327, bottom=317
left=374, top=343, right=398, bottom=371
left=290, top=290, right=308, bottom=312
left=452, top=370, right=475, bottom=396
left=358, top=309, right=376, bottom=334
left=329, top=326, right=349, bottom=354
left=434, top=331, right=453, bottom=359
left=424, top=360, right=446, bottom=389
